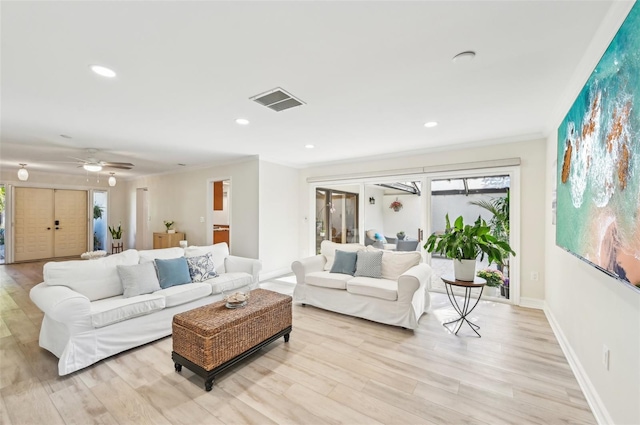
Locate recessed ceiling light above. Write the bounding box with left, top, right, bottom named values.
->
left=90, top=65, right=117, bottom=78
left=452, top=51, right=476, bottom=63
left=424, top=121, right=438, bottom=128
left=305, top=144, right=315, bottom=149
left=235, top=118, right=250, bottom=125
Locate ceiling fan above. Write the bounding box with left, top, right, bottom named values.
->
left=67, top=149, right=134, bottom=172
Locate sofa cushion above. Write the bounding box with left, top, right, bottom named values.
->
left=367, top=246, right=422, bottom=280
left=155, top=257, right=192, bottom=289
left=43, top=249, right=140, bottom=301
left=154, top=282, right=212, bottom=307
left=184, top=243, right=228, bottom=274
left=117, top=262, right=161, bottom=298
left=186, top=252, right=218, bottom=282
left=138, top=247, right=184, bottom=264
left=347, top=277, right=398, bottom=301
left=329, top=250, right=357, bottom=276
left=306, top=271, right=352, bottom=290
left=320, top=240, right=365, bottom=271
left=206, top=272, right=253, bottom=294
left=90, top=294, right=165, bottom=328
left=354, top=250, right=383, bottom=278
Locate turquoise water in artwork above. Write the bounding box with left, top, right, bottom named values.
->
left=556, top=2, right=640, bottom=288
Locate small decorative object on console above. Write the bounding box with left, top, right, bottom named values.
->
left=164, top=220, right=175, bottom=233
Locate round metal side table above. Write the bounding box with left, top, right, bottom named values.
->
left=441, top=274, right=486, bottom=337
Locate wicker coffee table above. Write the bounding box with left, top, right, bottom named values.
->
left=171, top=288, right=292, bottom=391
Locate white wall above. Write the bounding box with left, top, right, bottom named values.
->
left=299, top=138, right=546, bottom=301
left=363, top=185, right=385, bottom=235
left=545, top=131, right=639, bottom=425
left=125, top=157, right=260, bottom=259
left=258, top=160, right=300, bottom=278
left=431, top=193, right=505, bottom=233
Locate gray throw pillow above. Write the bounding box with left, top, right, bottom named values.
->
left=186, top=252, right=218, bottom=282
left=155, top=257, right=192, bottom=289
left=117, top=262, right=161, bottom=298
left=354, top=250, right=383, bottom=278
left=329, top=250, right=358, bottom=275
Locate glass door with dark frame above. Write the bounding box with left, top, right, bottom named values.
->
left=315, top=188, right=359, bottom=254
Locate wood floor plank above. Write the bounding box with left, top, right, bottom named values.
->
left=218, top=373, right=330, bottom=425
left=49, top=381, right=119, bottom=425
left=193, top=386, right=278, bottom=425
left=90, top=376, right=172, bottom=425
left=0, top=336, right=35, bottom=390
left=1, top=377, right=65, bottom=425
left=0, top=392, right=13, bottom=425
left=284, top=382, right=386, bottom=425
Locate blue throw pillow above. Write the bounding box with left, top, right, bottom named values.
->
left=154, top=257, right=192, bottom=289
left=330, top=250, right=358, bottom=275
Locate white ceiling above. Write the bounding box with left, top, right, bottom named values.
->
left=0, top=1, right=625, bottom=179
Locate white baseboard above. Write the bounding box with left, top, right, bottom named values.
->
left=544, top=305, right=612, bottom=425
left=259, top=267, right=292, bottom=282
left=518, top=297, right=545, bottom=309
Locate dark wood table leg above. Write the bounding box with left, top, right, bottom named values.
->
left=284, top=333, right=290, bottom=342
left=174, top=363, right=182, bottom=372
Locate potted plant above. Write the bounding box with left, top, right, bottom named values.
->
left=423, top=214, right=515, bottom=281
left=477, top=268, right=505, bottom=297
left=108, top=223, right=123, bottom=241
left=389, top=199, right=403, bottom=212
left=396, top=231, right=406, bottom=240
left=164, top=220, right=175, bottom=233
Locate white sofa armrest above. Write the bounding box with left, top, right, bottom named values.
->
left=225, top=255, right=262, bottom=283
left=397, top=263, right=431, bottom=304
left=30, top=282, right=93, bottom=332
left=291, top=255, right=326, bottom=284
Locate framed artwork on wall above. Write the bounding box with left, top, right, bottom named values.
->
left=556, top=2, right=640, bottom=291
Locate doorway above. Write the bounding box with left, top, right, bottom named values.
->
left=0, top=184, right=5, bottom=264
left=14, top=188, right=88, bottom=261
left=212, top=180, right=230, bottom=249
left=93, top=191, right=108, bottom=251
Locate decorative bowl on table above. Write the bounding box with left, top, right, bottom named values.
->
left=224, top=291, right=250, bottom=308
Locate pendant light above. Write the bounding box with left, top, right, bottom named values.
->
left=17, top=164, right=29, bottom=181
left=108, top=172, right=117, bottom=187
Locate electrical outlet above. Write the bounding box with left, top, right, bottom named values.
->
left=531, top=271, right=539, bottom=281
left=603, top=345, right=610, bottom=370
left=199, top=217, right=205, bottom=223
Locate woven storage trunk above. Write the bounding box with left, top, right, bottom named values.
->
left=172, top=288, right=292, bottom=371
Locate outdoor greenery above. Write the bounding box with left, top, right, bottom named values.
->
left=93, top=204, right=104, bottom=220
left=424, top=214, right=515, bottom=264
left=469, top=190, right=510, bottom=247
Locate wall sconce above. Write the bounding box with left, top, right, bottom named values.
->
left=108, top=172, right=117, bottom=187
left=369, top=197, right=375, bottom=205
left=17, top=164, right=29, bottom=181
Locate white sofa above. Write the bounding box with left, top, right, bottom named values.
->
left=292, top=241, right=434, bottom=329
left=29, top=243, right=260, bottom=376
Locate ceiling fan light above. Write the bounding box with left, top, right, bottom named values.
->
left=17, top=164, right=29, bottom=181
left=108, top=173, right=116, bottom=187
left=83, top=163, right=102, bottom=172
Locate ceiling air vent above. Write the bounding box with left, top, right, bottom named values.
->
left=250, top=87, right=305, bottom=112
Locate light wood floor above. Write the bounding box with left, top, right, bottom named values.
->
left=1, top=261, right=596, bottom=425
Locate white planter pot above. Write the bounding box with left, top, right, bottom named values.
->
left=453, top=259, right=476, bottom=281
left=167, top=229, right=176, bottom=234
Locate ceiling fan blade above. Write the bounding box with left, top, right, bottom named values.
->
left=104, top=164, right=133, bottom=170
left=102, top=161, right=134, bottom=167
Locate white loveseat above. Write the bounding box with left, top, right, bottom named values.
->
left=29, top=243, right=260, bottom=376
left=292, top=241, right=434, bottom=329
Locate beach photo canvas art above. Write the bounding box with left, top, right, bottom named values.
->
left=557, top=2, right=640, bottom=291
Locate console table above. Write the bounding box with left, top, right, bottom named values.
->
left=441, top=274, right=486, bottom=337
